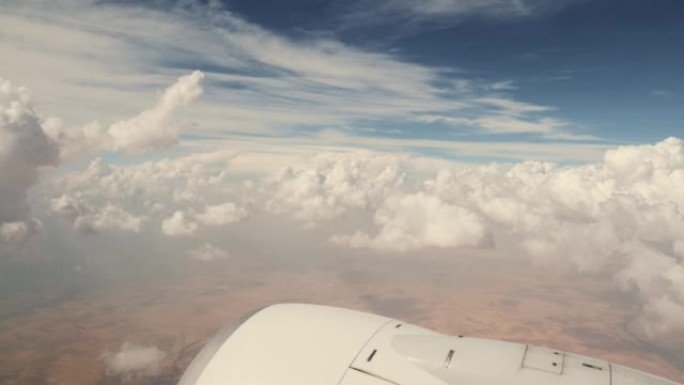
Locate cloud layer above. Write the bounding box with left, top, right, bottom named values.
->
left=45, top=137, right=684, bottom=351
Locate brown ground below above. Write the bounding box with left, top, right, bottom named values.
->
left=1, top=251, right=682, bottom=385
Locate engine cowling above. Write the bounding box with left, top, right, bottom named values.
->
left=178, top=303, right=680, bottom=385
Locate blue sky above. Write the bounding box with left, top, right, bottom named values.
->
left=1, top=0, right=682, bottom=163
left=226, top=0, right=684, bottom=142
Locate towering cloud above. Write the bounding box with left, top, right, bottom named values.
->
left=107, top=71, right=205, bottom=153
left=0, top=78, right=59, bottom=250
left=44, top=71, right=205, bottom=161
left=35, top=71, right=204, bottom=236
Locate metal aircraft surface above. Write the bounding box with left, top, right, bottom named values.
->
left=177, top=304, right=681, bottom=385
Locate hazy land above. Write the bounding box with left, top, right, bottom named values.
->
left=1, top=248, right=682, bottom=385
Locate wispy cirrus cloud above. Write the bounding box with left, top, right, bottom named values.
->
left=0, top=0, right=595, bottom=150
left=651, top=90, right=675, bottom=98
left=341, top=0, right=583, bottom=31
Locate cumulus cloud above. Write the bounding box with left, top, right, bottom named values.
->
left=1, top=221, right=34, bottom=245
left=263, top=153, right=407, bottom=227
left=422, top=138, right=684, bottom=347
left=46, top=71, right=205, bottom=160
left=258, top=138, right=684, bottom=347
left=103, top=343, right=166, bottom=378
left=0, top=70, right=203, bottom=251
left=0, top=77, right=59, bottom=250
left=161, top=211, right=198, bottom=237
left=188, top=242, right=230, bottom=261
left=331, top=192, right=491, bottom=251
left=48, top=151, right=248, bottom=240
left=50, top=194, right=143, bottom=234
left=45, top=137, right=684, bottom=349
left=107, top=70, right=204, bottom=153
left=196, top=202, right=247, bottom=226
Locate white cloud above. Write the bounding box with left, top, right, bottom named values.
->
left=341, top=0, right=582, bottom=35
left=50, top=194, right=143, bottom=234
left=1, top=0, right=588, bottom=143
left=0, top=77, right=59, bottom=250
left=107, top=70, right=204, bottom=153
left=0, top=221, right=32, bottom=245
left=103, top=343, right=166, bottom=378
left=416, top=97, right=595, bottom=139
left=350, top=0, right=577, bottom=21
left=489, top=80, right=517, bottom=91
left=0, top=71, right=200, bottom=245
left=45, top=71, right=205, bottom=160
left=161, top=211, right=198, bottom=237
left=45, top=137, right=684, bottom=349
left=262, top=153, right=407, bottom=227
left=196, top=202, right=247, bottom=226
left=188, top=242, right=230, bottom=261
left=475, top=97, right=552, bottom=115
left=4, top=0, right=679, bottom=353
left=473, top=116, right=564, bottom=135
left=259, top=138, right=684, bottom=347
left=331, top=192, right=491, bottom=251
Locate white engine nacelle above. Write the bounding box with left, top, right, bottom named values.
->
left=178, top=303, right=680, bottom=385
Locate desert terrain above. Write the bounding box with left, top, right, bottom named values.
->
left=1, top=250, right=682, bottom=385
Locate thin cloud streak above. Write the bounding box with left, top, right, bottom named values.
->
left=1, top=0, right=594, bottom=143
left=340, top=0, right=583, bottom=32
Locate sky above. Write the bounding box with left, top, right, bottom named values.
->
left=1, top=0, right=684, bottom=382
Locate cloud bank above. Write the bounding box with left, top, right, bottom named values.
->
left=46, top=137, right=684, bottom=351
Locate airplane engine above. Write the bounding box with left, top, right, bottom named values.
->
left=178, top=303, right=680, bottom=385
